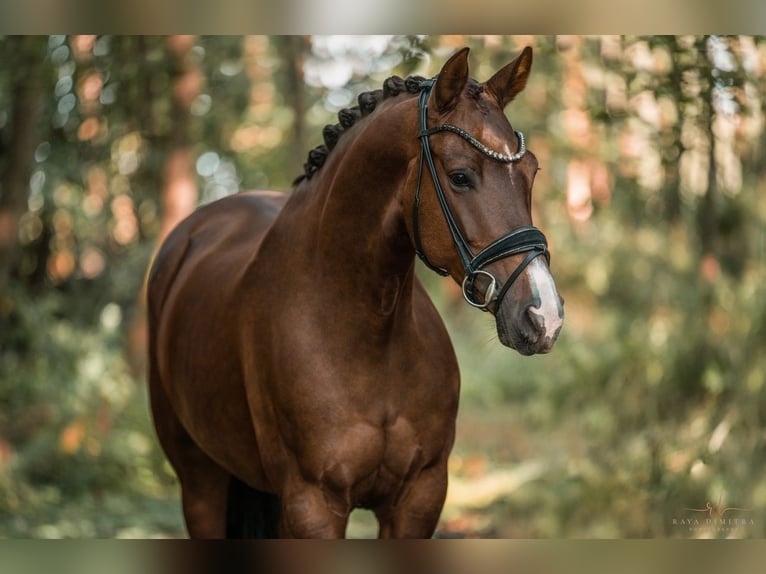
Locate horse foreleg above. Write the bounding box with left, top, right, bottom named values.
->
left=376, top=460, right=449, bottom=539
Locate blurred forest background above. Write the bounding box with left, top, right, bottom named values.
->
left=1, top=35, right=766, bottom=538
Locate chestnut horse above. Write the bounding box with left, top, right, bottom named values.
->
left=147, top=47, right=564, bottom=539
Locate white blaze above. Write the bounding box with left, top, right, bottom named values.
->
left=525, top=257, right=563, bottom=339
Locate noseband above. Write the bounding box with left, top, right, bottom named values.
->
left=412, top=78, right=551, bottom=312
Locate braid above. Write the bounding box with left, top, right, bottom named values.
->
left=358, top=89, right=384, bottom=116
left=383, top=75, right=406, bottom=98
left=405, top=76, right=426, bottom=94
left=338, top=106, right=361, bottom=128
left=294, top=75, right=429, bottom=184
left=322, top=124, right=343, bottom=150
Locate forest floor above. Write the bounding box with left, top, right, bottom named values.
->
left=5, top=400, right=758, bottom=539
left=349, top=404, right=575, bottom=539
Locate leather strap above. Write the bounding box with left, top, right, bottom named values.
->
left=411, top=77, right=551, bottom=312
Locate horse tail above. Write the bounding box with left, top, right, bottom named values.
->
left=226, top=476, right=282, bottom=538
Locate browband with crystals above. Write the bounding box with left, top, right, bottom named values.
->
left=419, top=124, right=527, bottom=163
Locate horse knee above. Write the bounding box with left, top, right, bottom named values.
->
left=376, top=463, right=449, bottom=538
left=280, top=486, right=349, bottom=538
left=182, top=487, right=229, bottom=538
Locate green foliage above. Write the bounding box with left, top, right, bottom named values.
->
left=424, top=34, right=766, bottom=538
left=0, top=286, right=183, bottom=536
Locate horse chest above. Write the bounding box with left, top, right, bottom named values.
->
left=311, top=414, right=450, bottom=509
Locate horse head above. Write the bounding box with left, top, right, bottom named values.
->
left=404, top=47, right=564, bottom=355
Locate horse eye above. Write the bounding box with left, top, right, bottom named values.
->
left=448, top=172, right=471, bottom=189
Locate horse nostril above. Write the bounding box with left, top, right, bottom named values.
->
left=526, top=306, right=546, bottom=336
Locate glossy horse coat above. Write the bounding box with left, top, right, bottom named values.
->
left=147, top=47, right=563, bottom=538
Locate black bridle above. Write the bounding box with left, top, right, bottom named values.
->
left=412, top=78, right=551, bottom=312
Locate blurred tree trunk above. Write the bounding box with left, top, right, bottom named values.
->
left=0, top=36, right=47, bottom=288
left=700, top=121, right=717, bottom=258
left=158, top=35, right=201, bottom=244
left=698, top=37, right=717, bottom=259
left=660, top=36, right=683, bottom=224
left=129, top=36, right=203, bottom=375
left=273, top=35, right=309, bottom=177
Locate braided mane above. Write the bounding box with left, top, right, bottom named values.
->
left=293, top=75, right=429, bottom=185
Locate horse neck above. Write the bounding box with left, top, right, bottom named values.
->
left=284, top=98, right=419, bottom=316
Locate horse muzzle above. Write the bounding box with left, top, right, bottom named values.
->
left=493, top=258, right=564, bottom=355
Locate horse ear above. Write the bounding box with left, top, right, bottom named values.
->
left=431, top=47, right=470, bottom=114
left=485, top=46, right=533, bottom=109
